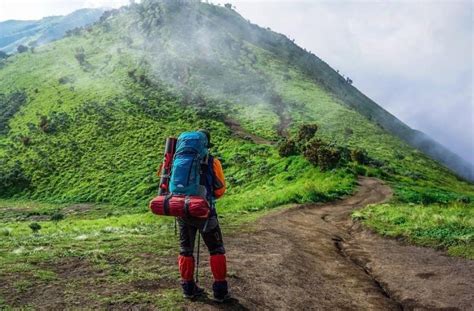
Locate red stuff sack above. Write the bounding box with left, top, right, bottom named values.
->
left=149, top=195, right=210, bottom=219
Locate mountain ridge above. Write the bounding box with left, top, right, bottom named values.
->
left=0, top=0, right=472, bottom=207
left=228, top=10, right=474, bottom=182
left=0, top=8, right=106, bottom=54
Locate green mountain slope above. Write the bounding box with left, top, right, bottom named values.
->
left=0, top=8, right=105, bottom=54
left=0, top=0, right=472, bottom=257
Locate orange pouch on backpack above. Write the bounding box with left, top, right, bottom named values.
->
left=149, top=195, right=210, bottom=219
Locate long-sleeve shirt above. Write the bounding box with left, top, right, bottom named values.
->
left=212, top=157, right=226, bottom=199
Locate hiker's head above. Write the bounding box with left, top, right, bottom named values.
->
left=198, top=129, right=213, bottom=148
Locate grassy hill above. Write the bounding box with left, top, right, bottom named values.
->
left=0, top=1, right=473, bottom=307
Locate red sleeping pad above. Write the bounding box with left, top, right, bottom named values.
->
left=149, top=194, right=210, bottom=219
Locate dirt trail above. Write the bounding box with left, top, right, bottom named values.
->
left=224, top=118, right=274, bottom=145
left=187, top=177, right=474, bottom=310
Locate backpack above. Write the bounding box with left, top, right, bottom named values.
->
left=169, top=131, right=209, bottom=196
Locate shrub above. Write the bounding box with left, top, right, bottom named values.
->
left=0, top=91, right=28, bottom=134
left=38, top=115, right=51, bottom=133
left=0, top=228, right=12, bottom=236
left=51, top=212, right=65, bottom=223
left=20, top=136, right=31, bottom=146
left=29, top=223, right=41, bottom=234
left=302, top=138, right=323, bottom=165
left=351, top=148, right=369, bottom=165
left=302, top=138, right=342, bottom=170
left=74, top=48, right=86, bottom=65
left=58, top=76, right=74, bottom=84
left=0, top=161, right=31, bottom=196
left=296, top=123, right=318, bottom=142
left=74, top=47, right=92, bottom=71
left=457, top=196, right=471, bottom=204
left=278, top=139, right=298, bottom=157
left=316, top=145, right=341, bottom=170
left=352, top=164, right=367, bottom=176
left=17, top=45, right=28, bottom=53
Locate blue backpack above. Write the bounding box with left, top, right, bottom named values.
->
left=169, top=131, right=209, bottom=196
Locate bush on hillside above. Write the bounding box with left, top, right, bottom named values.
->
left=351, top=148, right=369, bottom=165
left=29, top=222, right=41, bottom=234
left=58, top=76, right=75, bottom=84
left=17, top=45, right=28, bottom=53
left=296, top=123, right=318, bottom=142
left=74, top=47, right=93, bottom=71
left=39, top=116, right=51, bottom=133
left=0, top=161, right=31, bottom=196
left=20, top=136, right=31, bottom=146
left=278, top=139, right=298, bottom=157
left=0, top=91, right=28, bottom=134
left=303, top=138, right=343, bottom=170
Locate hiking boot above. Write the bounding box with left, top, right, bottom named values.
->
left=181, top=281, right=205, bottom=299
left=212, top=280, right=230, bottom=303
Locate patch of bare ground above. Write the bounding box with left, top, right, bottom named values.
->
left=0, top=255, right=175, bottom=309
left=223, top=118, right=274, bottom=145
left=62, top=203, right=93, bottom=215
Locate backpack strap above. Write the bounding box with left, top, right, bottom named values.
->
left=163, top=193, right=173, bottom=215
left=184, top=196, right=191, bottom=218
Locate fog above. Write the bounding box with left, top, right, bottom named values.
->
left=220, top=0, right=473, bottom=166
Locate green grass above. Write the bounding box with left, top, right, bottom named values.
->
left=354, top=202, right=474, bottom=259
left=0, top=0, right=473, bottom=308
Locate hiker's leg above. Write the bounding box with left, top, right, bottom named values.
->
left=201, top=217, right=229, bottom=301
left=177, top=218, right=202, bottom=297
left=178, top=218, right=197, bottom=279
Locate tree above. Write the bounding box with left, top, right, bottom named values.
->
left=17, top=45, right=28, bottom=53
left=224, top=3, right=232, bottom=9
left=29, top=222, right=41, bottom=234
left=0, top=51, right=8, bottom=59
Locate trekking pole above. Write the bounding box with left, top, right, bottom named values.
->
left=195, top=233, right=201, bottom=284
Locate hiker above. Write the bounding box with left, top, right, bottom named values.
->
left=176, top=129, right=230, bottom=302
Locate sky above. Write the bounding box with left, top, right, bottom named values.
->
left=1, top=0, right=473, bottom=164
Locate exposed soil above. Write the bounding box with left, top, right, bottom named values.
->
left=186, top=177, right=474, bottom=310
left=224, top=118, right=273, bottom=145
left=62, top=203, right=93, bottom=215
left=272, top=99, right=291, bottom=138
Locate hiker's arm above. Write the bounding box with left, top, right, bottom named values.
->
left=212, top=158, right=226, bottom=199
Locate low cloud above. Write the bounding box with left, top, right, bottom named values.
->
left=225, top=0, right=473, bottom=164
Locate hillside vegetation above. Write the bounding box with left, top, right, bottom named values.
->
left=0, top=0, right=473, bottom=307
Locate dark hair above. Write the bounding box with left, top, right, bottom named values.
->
left=198, top=129, right=213, bottom=147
